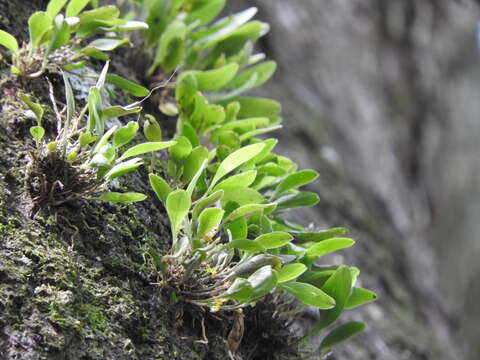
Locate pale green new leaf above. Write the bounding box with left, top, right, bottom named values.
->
left=197, top=208, right=224, bottom=239
left=279, top=282, right=335, bottom=309
left=0, top=29, right=19, bottom=53
left=276, top=263, right=307, bottom=283
left=149, top=173, right=172, bottom=204
left=166, top=190, right=191, bottom=242
left=66, top=0, right=90, bottom=17
left=119, top=141, right=176, bottom=161
left=304, top=238, right=355, bottom=263
left=28, top=12, right=53, bottom=51
left=97, top=192, right=147, bottom=203
left=210, top=143, right=265, bottom=189
left=105, top=158, right=143, bottom=180
left=253, top=231, right=293, bottom=249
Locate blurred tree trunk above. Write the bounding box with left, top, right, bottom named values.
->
left=228, top=0, right=480, bottom=359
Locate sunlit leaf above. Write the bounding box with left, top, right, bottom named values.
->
left=197, top=208, right=224, bottom=239
left=345, top=288, right=378, bottom=309
left=119, top=141, right=176, bottom=161
left=166, top=189, right=191, bottom=241
left=212, top=170, right=257, bottom=192
left=254, top=231, right=293, bottom=249
left=210, top=143, right=265, bottom=189
left=106, top=74, right=149, bottom=97
left=29, top=126, right=45, bottom=142
left=28, top=12, right=53, bottom=51
left=228, top=239, right=265, bottom=253
left=105, top=157, right=143, bottom=180
left=149, top=173, right=172, bottom=204
left=0, top=29, right=19, bottom=53
left=46, top=0, right=68, bottom=17
left=276, top=263, right=307, bottom=283
left=304, top=238, right=355, bottom=264
left=273, top=170, right=319, bottom=200
left=66, top=0, right=90, bottom=17
left=279, top=282, right=335, bottom=309
left=97, top=192, right=147, bottom=203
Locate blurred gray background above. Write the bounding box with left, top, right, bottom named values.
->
left=231, top=0, right=480, bottom=359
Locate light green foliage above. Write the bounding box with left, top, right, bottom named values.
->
left=9, top=0, right=376, bottom=355
left=0, top=0, right=148, bottom=77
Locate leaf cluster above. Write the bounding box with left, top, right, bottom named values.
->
left=9, top=0, right=378, bottom=355
left=0, top=0, right=147, bottom=77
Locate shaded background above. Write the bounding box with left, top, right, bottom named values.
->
left=230, top=0, right=480, bottom=359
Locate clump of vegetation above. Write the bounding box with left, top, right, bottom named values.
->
left=0, top=0, right=377, bottom=358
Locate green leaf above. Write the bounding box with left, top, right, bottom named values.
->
left=101, top=105, right=143, bottom=120
left=210, top=143, right=265, bottom=189
left=97, top=192, right=147, bottom=203
left=247, top=265, right=278, bottom=300
left=291, top=228, right=347, bottom=243
left=192, top=190, right=224, bottom=220
left=222, top=188, right=263, bottom=208
left=319, top=322, right=366, bottom=352
left=279, top=282, right=335, bottom=309
left=224, top=203, right=276, bottom=223
left=0, top=29, right=19, bottom=53
left=212, top=170, right=257, bottom=192
left=186, top=159, right=208, bottom=197
left=119, top=141, right=176, bottom=161
left=19, top=94, right=44, bottom=124
left=228, top=239, right=265, bottom=253
left=220, top=97, right=281, bottom=118
left=181, top=123, right=199, bottom=147
left=152, top=20, right=187, bottom=73
left=166, top=189, right=191, bottom=242
left=317, top=266, right=353, bottom=330
left=47, top=0, right=68, bottom=17
left=108, top=20, right=149, bottom=32
left=185, top=0, right=226, bottom=27
left=227, top=61, right=276, bottom=90
left=113, top=121, right=139, bottom=148
left=28, top=12, right=53, bottom=51
left=218, top=277, right=252, bottom=301
left=92, top=125, right=117, bottom=154
left=192, top=63, right=239, bottom=91
left=89, top=144, right=115, bottom=167
left=62, top=71, right=75, bottom=131
left=105, top=158, right=143, bottom=180
left=225, top=217, right=247, bottom=240
left=273, top=170, right=319, bottom=199
left=345, top=288, right=378, bottom=309
left=169, top=136, right=192, bottom=163
left=182, top=146, right=209, bottom=184
left=144, top=115, right=162, bottom=142
left=87, top=87, right=102, bottom=134
left=106, top=74, right=149, bottom=97
left=149, top=173, right=172, bottom=204
left=176, top=72, right=198, bottom=107
left=253, top=231, right=293, bottom=249
left=304, top=238, right=355, bottom=264
left=66, top=0, right=90, bottom=17
left=276, top=263, right=307, bottom=283
left=87, top=38, right=129, bottom=51
left=275, top=191, right=320, bottom=211
left=29, top=126, right=45, bottom=142
left=197, top=208, right=224, bottom=239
